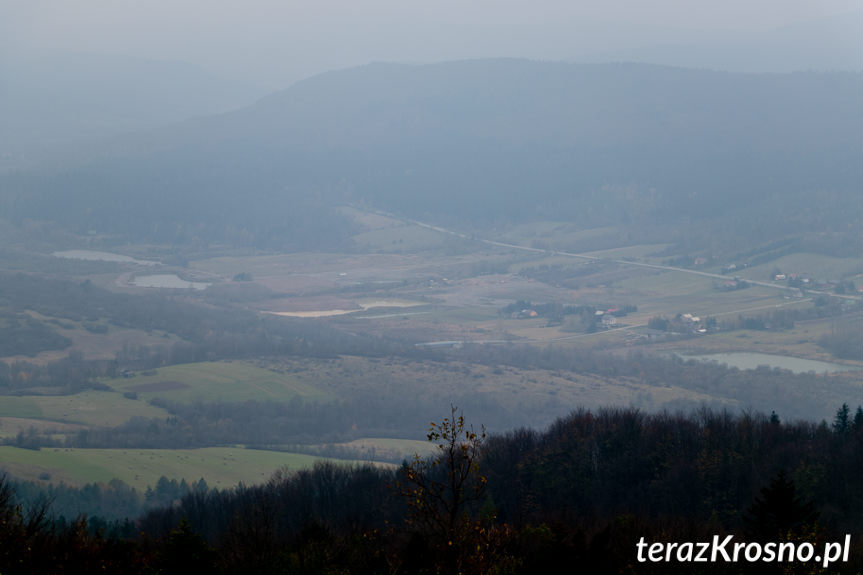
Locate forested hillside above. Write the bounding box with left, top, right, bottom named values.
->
left=4, top=61, right=862, bottom=251
left=6, top=406, right=863, bottom=573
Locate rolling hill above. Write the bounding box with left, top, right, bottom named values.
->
left=4, top=59, right=862, bottom=250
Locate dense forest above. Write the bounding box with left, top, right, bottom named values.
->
left=5, top=405, right=863, bottom=573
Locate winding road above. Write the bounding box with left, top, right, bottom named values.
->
left=363, top=209, right=856, bottom=345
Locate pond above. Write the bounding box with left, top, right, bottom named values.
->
left=53, top=250, right=159, bottom=266
left=678, top=352, right=859, bottom=374
left=132, top=274, right=210, bottom=290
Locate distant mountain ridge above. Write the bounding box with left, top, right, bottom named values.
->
left=4, top=59, right=863, bottom=248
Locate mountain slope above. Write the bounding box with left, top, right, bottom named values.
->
left=5, top=59, right=863, bottom=248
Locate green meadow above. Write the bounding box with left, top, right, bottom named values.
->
left=0, top=391, right=170, bottom=427
left=0, top=446, right=370, bottom=490
left=104, top=360, right=333, bottom=404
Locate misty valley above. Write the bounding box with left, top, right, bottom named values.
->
left=2, top=59, right=863, bottom=572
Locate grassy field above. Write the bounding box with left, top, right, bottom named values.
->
left=0, top=446, right=371, bottom=490
left=739, top=252, right=863, bottom=284
left=340, top=437, right=435, bottom=456
left=105, top=360, right=334, bottom=404
left=287, top=437, right=438, bottom=463
left=351, top=224, right=450, bottom=252
left=658, top=315, right=861, bottom=363
left=616, top=269, right=791, bottom=316
left=190, top=252, right=345, bottom=278
left=0, top=360, right=333, bottom=431
left=491, top=222, right=620, bottom=248
left=617, top=269, right=717, bottom=299
left=0, top=390, right=171, bottom=427
left=582, top=243, right=675, bottom=261
left=425, top=306, right=500, bottom=323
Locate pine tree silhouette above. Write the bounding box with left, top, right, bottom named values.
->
left=745, top=471, right=818, bottom=541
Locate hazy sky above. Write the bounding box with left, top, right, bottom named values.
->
left=4, top=0, right=861, bottom=89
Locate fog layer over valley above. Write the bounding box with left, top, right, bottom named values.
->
left=2, top=26, right=863, bottom=570
left=3, top=54, right=863, bottom=460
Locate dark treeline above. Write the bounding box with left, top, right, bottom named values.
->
left=114, top=405, right=863, bottom=573
left=0, top=309, right=72, bottom=357
left=70, top=397, right=425, bottom=448
left=0, top=351, right=112, bottom=394
left=7, top=405, right=863, bottom=573
left=480, top=407, right=858, bottom=529
left=60, top=390, right=519, bottom=449
left=8, top=475, right=209, bottom=525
